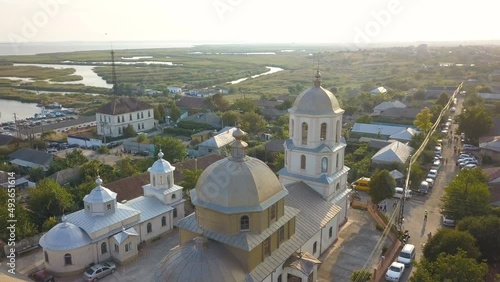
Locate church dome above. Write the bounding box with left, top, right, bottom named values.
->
left=148, top=150, right=175, bottom=173
left=290, top=71, right=343, bottom=115
left=83, top=176, right=116, bottom=204
left=39, top=216, right=92, bottom=251
left=153, top=237, right=246, bottom=282
left=192, top=126, right=287, bottom=213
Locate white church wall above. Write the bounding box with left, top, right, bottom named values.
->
left=44, top=244, right=94, bottom=274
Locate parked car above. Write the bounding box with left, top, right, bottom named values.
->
left=351, top=177, right=371, bottom=191
left=425, top=178, right=434, bottom=188
left=431, top=160, right=441, bottom=170
left=442, top=214, right=456, bottom=227
left=462, top=163, right=478, bottom=169
left=385, top=261, right=405, bottom=282
left=419, top=181, right=429, bottom=194
left=462, top=144, right=479, bottom=151
left=83, top=261, right=116, bottom=281
left=28, top=269, right=55, bottom=282
left=427, top=169, right=438, bottom=179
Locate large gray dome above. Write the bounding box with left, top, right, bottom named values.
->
left=192, top=156, right=287, bottom=213
left=289, top=71, right=343, bottom=115
left=39, top=218, right=91, bottom=251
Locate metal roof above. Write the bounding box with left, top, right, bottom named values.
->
left=65, top=203, right=140, bottom=238
left=8, top=148, right=53, bottom=166
left=372, top=141, right=414, bottom=164
left=39, top=221, right=92, bottom=251
left=124, top=196, right=174, bottom=223
left=278, top=165, right=350, bottom=185
left=199, top=127, right=237, bottom=149
left=113, top=227, right=139, bottom=244
left=83, top=185, right=117, bottom=204
left=289, top=84, right=344, bottom=116
left=352, top=123, right=410, bottom=137
left=284, top=139, right=346, bottom=154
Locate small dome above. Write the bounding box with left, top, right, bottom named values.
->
left=193, top=156, right=286, bottom=212
left=148, top=149, right=175, bottom=173
left=39, top=220, right=91, bottom=251
left=290, top=72, right=343, bottom=115
left=153, top=238, right=246, bottom=282
left=83, top=176, right=117, bottom=204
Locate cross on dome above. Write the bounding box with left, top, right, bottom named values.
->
left=158, top=149, right=164, bottom=159
left=314, top=70, right=321, bottom=87
left=95, top=175, right=103, bottom=187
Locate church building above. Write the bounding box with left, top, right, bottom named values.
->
left=39, top=150, right=185, bottom=275
left=155, top=71, right=350, bottom=282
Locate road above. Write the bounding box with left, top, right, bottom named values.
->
left=399, top=93, right=464, bottom=281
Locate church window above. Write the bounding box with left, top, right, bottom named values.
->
left=148, top=110, right=151, bottom=118
left=114, top=244, right=119, bottom=253
left=263, top=237, right=271, bottom=259
left=336, top=120, right=341, bottom=143
left=118, top=127, right=122, bottom=134
left=160, top=176, right=164, bottom=185
left=44, top=251, right=49, bottom=263
left=320, top=123, right=327, bottom=140
left=141, top=122, right=144, bottom=129
left=308, top=273, right=314, bottom=282
left=329, top=227, right=333, bottom=238
left=117, top=116, right=120, bottom=123
left=129, top=114, right=132, bottom=121
left=173, top=208, right=178, bottom=218
left=321, top=157, right=328, bottom=173
left=300, top=155, right=306, bottom=170
left=137, top=123, right=140, bottom=130
left=152, top=176, right=156, bottom=186
left=86, top=204, right=90, bottom=210
left=147, top=222, right=152, bottom=233
left=137, top=113, right=140, bottom=119
left=291, top=119, right=294, bottom=137
left=336, top=154, right=339, bottom=169
left=125, top=242, right=132, bottom=252
left=336, top=183, right=340, bottom=191
left=141, top=112, right=144, bottom=119
left=106, top=203, right=111, bottom=210
left=277, top=274, right=282, bottom=282
left=101, top=242, right=107, bottom=254
left=270, top=204, right=277, bottom=222
left=64, top=253, right=72, bottom=265
left=167, top=176, right=171, bottom=187
left=301, top=122, right=308, bottom=145
left=313, top=241, right=317, bottom=254
left=278, top=225, right=285, bottom=246
left=171, top=193, right=176, bottom=199
left=240, top=215, right=250, bottom=231
left=100, top=115, right=102, bottom=122
left=162, top=216, right=167, bottom=227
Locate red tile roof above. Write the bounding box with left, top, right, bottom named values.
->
left=106, top=153, right=226, bottom=201
left=177, top=96, right=207, bottom=109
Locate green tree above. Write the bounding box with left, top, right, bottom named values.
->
left=28, top=178, right=74, bottom=225
left=180, top=168, right=202, bottom=203
left=441, top=168, right=490, bottom=220
left=274, top=153, right=284, bottom=170
left=152, top=136, right=187, bottom=163
left=240, top=112, right=267, bottom=135
left=457, top=215, right=500, bottom=262
left=423, top=228, right=480, bottom=262
left=350, top=269, right=371, bottom=282
left=41, top=216, right=58, bottom=232
left=368, top=170, right=396, bottom=204
left=28, top=167, right=46, bottom=182
left=80, top=159, right=116, bottom=184
left=170, top=102, right=181, bottom=122
left=413, top=89, right=426, bottom=100
left=232, top=98, right=259, bottom=113
left=65, top=149, right=88, bottom=167
left=0, top=189, right=38, bottom=241
left=435, top=92, right=449, bottom=107
left=208, top=93, right=230, bottom=112
left=411, top=250, right=488, bottom=282
left=32, top=139, right=48, bottom=150
left=413, top=107, right=433, bottom=134
left=221, top=110, right=242, bottom=127
left=96, top=145, right=109, bottom=154
left=136, top=133, right=147, bottom=143
left=116, top=157, right=139, bottom=178
left=123, top=124, right=137, bottom=137
left=456, top=105, right=493, bottom=142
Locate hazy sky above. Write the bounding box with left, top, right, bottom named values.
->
left=1, top=0, right=498, bottom=45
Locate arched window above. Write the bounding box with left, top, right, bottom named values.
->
left=129, top=114, right=132, bottom=121
left=167, top=176, right=171, bottom=187
left=313, top=241, right=317, bottom=254
left=329, top=227, right=333, bottom=238
left=321, top=157, right=328, bottom=173
left=152, top=176, right=156, bottom=186
left=173, top=208, right=178, bottom=218
left=148, top=111, right=151, bottom=118
left=171, top=193, right=176, bottom=199
left=64, top=253, right=72, bottom=265
left=147, top=222, right=152, bottom=233
left=161, top=216, right=167, bottom=226
left=44, top=251, right=49, bottom=263
left=270, top=204, right=276, bottom=221
left=141, top=112, right=144, bottom=119
left=300, top=155, right=306, bottom=170
left=137, top=113, right=140, bottom=119
left=240, top=215, right=250, bottom=231
left=291, top=119, right=294, bottom=137
left=336, top=154, right=339, bottom=169
left=101, top=242, right=107, bottom=254
left=117, top=116, right=120, bottom=123
left=137, top=123, right=140, bottom=130
left=160, top=176, right=164, bottom=185
left=301, top=122, right=308, bottom=145
left=320, top=123, right=327, bottom=140
left=336, top=183, right=340, bottom=191
left=118, top=127, right=122, bottom=134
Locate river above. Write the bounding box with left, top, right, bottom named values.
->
left=0, top=99, right=41, bottom=123
left=230, top=66, right=284, bottom=84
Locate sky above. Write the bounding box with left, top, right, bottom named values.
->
left=1, top=0, right=499, bottom=45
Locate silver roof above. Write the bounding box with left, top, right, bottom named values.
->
left=284, top=252, right=321, bottom=276
left=199, top=127, right=237, bottom=149
left=153, top=238, right=248, bottom=282
left=284, top=139, right=346, bottom=153
left=124, top=196, right=174, bottom=223
left=193, top=156, right=287, bottom=212
left=278, top=165, right=350, bottom=185
left=113, top=227, right=139, bottom=244
left=83, top=177, right=117, bottom=204
left=176, top=206, right=300, bottom=251
left=289, top=85, right=343, bottom=116
left=148, top=150, right=175, bottom=173
left=39, top=220, right=92, bottom=251
left=65, top=203, right=140, bottom=237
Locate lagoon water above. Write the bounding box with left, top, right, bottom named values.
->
left=0, top=99, right=41, bottom=123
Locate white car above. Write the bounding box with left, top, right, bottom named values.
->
left=427, top=169, right=438, bottom=179
left=425, top=178, right=434, bottom=188
left=462, top=163, right=477, bottom=169
left=431, top=160, right=441, bottom=170
left=83, top=262, right=116, bottom=281
left=385, top=261, right=405, bottom=282
left=442, top=214, right=456, bottom=227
